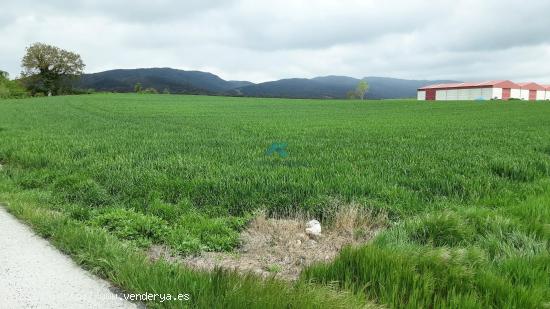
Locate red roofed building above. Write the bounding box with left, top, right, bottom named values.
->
left=517, top=82, right=546, bottom=101
left=544, top=85, right=550, bottom=100
left=417, top=80, right=521, bottom=101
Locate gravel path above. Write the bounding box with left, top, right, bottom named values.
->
left=0, top=206, right=138, bottom=309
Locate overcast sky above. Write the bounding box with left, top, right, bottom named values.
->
left=1, top=0, right=549, bottom=83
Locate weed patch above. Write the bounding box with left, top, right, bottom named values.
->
left=91, top=208, right=169, bottom=247
left=167, top=212, right=247, bottom=254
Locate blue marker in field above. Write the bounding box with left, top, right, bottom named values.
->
left=266, top=143, right=288, bottom=158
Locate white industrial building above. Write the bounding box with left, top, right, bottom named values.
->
left=417, top=80, right=548, bottom=101
left=545, top=85, right=550, bottom=100
left=517, top=83, right=546, bottom=101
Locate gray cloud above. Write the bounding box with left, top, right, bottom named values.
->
left=0, top=0, right=549, bottom=83
left=11, top=0, right=236, bottom=22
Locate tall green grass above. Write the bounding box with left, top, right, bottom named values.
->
left=1, top=94, right=549, bottom=307
left=302, top=191, right=550, bottom=308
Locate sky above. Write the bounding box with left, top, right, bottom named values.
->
left=1, top=0, right=549, bottom=83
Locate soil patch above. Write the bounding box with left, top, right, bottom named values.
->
left=150, top=206, right=387, bottom=280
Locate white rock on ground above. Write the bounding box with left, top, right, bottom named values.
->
left=0, top=206, right=138, bottom=309
left=305, top=219, right=321, bottom=237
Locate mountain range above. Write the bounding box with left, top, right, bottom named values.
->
left=77, top=68, right=456, bottom=99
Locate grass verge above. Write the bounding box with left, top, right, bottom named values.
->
left=0, top=184, right=369, bottom=308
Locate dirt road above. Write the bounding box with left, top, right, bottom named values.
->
left=0, top=206, right=138, bottom=309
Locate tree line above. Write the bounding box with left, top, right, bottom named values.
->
left=2, top=42, right=369, bottom=100
left=133, top=82, right=170, bottom=95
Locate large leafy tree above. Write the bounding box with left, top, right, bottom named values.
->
left=21, top=43, right=85, bottom=95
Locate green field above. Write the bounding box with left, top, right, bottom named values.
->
left=0, top=94, right=549, bottom=308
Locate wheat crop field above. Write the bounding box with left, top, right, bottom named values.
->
left=0, top=94, right=549, bottom=308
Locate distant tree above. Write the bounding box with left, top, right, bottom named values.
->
left=21, top=43, right=85, bottom=96
left=0, top=83, right=8, bottom=98
left=162, top=88, right=170, bottom=95
left=0, top=71, right=8, bottom=98
left=346, top=90, right=359, bottom=100
left=134, top=82, right=142, bottom=93
left=6, top=81, right=29, bottom=98
left=356, top=80, right=369, bottom=100
left=346, top=81, right=369, bottom=100
left=0, top=71, right=28, bottom=99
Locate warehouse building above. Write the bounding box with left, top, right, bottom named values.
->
left=517, top=82, right=546, bottom=101
left=417, top=80, right=521, bottom=101
left=417, top=80, right=548, bottom=101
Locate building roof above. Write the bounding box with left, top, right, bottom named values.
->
left=418, top=80, right=520, bottom=90
left=516, top=82, right=546, bottom=91
left=543, top=85, right=550, bottom=90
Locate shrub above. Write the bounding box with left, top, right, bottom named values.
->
left=142, top=88, right=158, bottom=94
left=0, top=76, right=28, bottom=99
left=0, top=83, right=9, bottom=98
